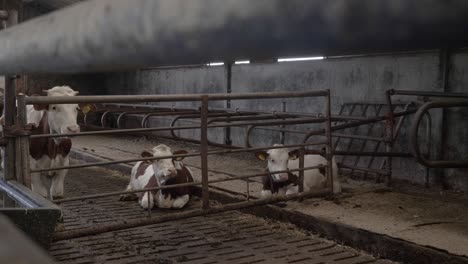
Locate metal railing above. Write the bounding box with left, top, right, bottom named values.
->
left=7, top=90, right=337, bottom=240
left=410, top=100, right=468, bottom=168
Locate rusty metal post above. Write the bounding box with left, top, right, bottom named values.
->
left=16, top=94, right=30, bottom=187
left=298, top=148, right=305, bottom=193
left=224, top=61, right=232, bottom=146
left=325, top=90, right=334, bottom=193
left=3, top=76, right=16, bottom=181
left=246, top=180, right=250, bottom=201
left=200, top=95, right=210, bottom=209
left=385, top=91, right=394, bottom=186
left=280, top=101, right=286, bottom=144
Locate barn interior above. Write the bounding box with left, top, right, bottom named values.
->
left=0, top=1, right=467, bottom=264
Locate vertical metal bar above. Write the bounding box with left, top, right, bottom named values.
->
left=224, top=62, right=232, bottom=146
left=17, top=94, right=30, bottom=187
left=385, top=91, right=394, bottom=186
left=438, top=48, right=450, bottom=189
left=298, top=148, right=305, bottom=193
left=424, top=112, right=432, bottom=188
left=280, top=101, right=286, bottom=144
left=246, top=180, right=250, bottom=201
left=200, top=95, right=210, bottom=209
left=325, top=90, right=334, bottom=193
left=3, top=75, right=16, bottom=181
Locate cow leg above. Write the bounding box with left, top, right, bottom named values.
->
left=157, top=192, right=173, bottom=209
left=31, top=173, right=48, bottom=197
left=139, top=192, right=155, bottom=210
left=50, top=169, right=67, bottom=199
left=172, top=194, right=190, bottom=209
left=286, top=185, right=299, bottom=195
left=119, top=184, right=138, bottom=201
left=260, top=190, right=273, bottom=199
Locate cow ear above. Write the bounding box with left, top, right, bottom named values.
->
left=78, top=103, right=97, bottom=114
left=255, top=151, right=269, bottom=161
left=288, top=149, right=300, bottom=160
left=33, top=104, right=49, bottom=111
left=141, top=151, right=153, bottom=158
left=172, top=150, right=188, bottom=161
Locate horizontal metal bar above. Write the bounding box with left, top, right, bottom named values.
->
left=335, top=151, right=413, bottom=157
left=332, top=133, right=387, bottom=142
left=339, top=164, right=390, bottom=175
left=303, top=109, right=418, bottom=142
left=24, top=91, right=328, bottom=105
left=389, top=89, right=468, bottom=98
left=3, top=0, right=468, bottom=74
left=31, top=142, right=329, bottom=173
left=32, top=117, right=327, bottom=139
left=53, top=188, right=329, bottom=241
left=53, top=165, right=324, bottom=204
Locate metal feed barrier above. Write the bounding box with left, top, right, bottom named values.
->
left=3, top=90, right=338, bottom=241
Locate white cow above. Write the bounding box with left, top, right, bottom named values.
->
left=120, top=144, right=194, bottom=210
left=27, top=86, right=93, bottom=199
left=255, top=144, right=341, bottom=198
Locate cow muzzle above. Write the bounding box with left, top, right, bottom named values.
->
left=271, top=172, right=289, bottom=182
left=66, top=125, right=80, bottom=134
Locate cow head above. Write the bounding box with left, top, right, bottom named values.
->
left=255, top=144, right=299, bottom=182
left=141, top=144, right=188, bottom=184
left=33, top=86, right=95, bottom=135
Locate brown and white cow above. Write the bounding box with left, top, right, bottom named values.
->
left=255, top=144, right=341, bottom=198
left=120, top=144, right=194, bottom=210
left=26, top=86, right=93, bottom=199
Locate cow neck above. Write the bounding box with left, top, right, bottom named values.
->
left=29, top=111, right=72, bottom=160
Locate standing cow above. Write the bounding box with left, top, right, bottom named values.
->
left=28, top=86, right=93, bottom=199
left=120, top=144, right=194, bottom=210
left=255, top=144, right=341, bottom=198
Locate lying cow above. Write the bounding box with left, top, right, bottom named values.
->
left=28, top=86, right=93, bottom=199
left=120, top=144, right=194, bottom=210
left=255, top=144, right=341, bottom=198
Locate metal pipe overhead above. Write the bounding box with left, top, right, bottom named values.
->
left=2, top=0, right=468, bottom=74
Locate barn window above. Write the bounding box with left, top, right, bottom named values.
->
left=277, top=56, right=324, bottom=62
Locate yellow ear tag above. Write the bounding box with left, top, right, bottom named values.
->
left=81, top=104, right=91, bottom=114
left=258, top=153, right=266, bottom=161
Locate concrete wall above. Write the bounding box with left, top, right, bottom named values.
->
left=98, top=52, right=466, bottom=192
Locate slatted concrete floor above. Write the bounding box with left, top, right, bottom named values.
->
left=49, top=167, right=396, bottom=264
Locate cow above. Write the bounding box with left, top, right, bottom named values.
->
left=26, top=86, right=93, bottom=199
left=119, top=144, right=194, bottom=210
left=255, top=144, right=341, bottom=198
